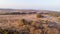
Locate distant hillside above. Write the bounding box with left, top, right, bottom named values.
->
left=0, top=9, right=60, bottom=15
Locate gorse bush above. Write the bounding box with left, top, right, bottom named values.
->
left=21, top=19, right=30, bottom=25
left=36, top=13, right=44, bottom=18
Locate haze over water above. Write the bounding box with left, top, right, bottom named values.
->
left=0, top=0, right=60, bottom=11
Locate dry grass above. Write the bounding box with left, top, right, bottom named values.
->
left=0, top=13, right=59, bottom=34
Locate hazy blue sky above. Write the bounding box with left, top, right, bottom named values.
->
left=0, top=0, right=60, bottom=11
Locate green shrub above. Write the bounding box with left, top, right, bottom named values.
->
left=36, top=14, right=44, bottom=18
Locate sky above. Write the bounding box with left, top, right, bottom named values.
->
left=0, top=0, right=60, bottom=11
